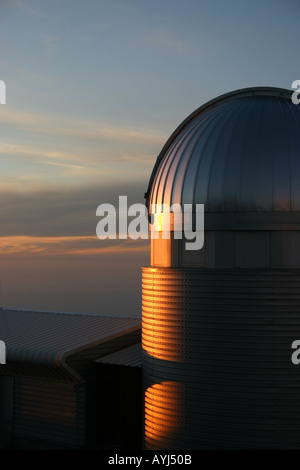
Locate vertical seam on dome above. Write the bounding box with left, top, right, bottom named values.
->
left=176, top=104, right=227, bottom=208
left=190, top=101, right=239, bottom=211
left=278, top=99, right=292, bottom=211
left=221, top=98, right=252, bottom=212
left=271, top=97, right=275, bottom=211
left=237, top=97, right=260, bottom=211
left=286, top=99, right=300, bottom=211
left=151, top=118, right=200, bottom=211
left=150, top=131, right=183, bottom=210
left=205, top=100, right=244, bottom=211
left=162, top=116, right=203, bottom=209
left=254, top=94, right=266, bottom=211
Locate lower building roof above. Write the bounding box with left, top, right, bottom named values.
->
left=96, top=343, right=142, bottom=368
left=0, top=308, right=141, bottom=382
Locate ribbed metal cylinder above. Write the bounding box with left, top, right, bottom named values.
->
left=142, top=267, right=300, bottom=449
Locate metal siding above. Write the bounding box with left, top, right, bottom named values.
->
left=13, top=377, right=89, bottom=448
left=142, top=267, right=300, bottom=449
left=96, top=343, right=142, bottom=367
left=0, top=376, right=13, bottom=433
left=0, top=362, right=73, bottom=382
left=67, top=329, right=141, bottom=380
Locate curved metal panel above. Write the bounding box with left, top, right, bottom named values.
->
left=146, top=87, right=300, bottom=216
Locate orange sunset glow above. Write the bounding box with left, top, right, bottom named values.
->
left=0, top=235, right=149, bottom=256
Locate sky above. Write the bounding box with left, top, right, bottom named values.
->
left=0, top=0, right=298, bottom=316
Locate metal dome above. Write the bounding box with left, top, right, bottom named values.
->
left=142, top=87, right=300, bottom=450
left=146, top=87, right=300, bottom=214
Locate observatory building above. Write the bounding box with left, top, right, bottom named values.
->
left=142, top=87, right=300, bottom=449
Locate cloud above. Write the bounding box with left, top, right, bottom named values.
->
left=122, top=153, right=156, bottom=164
left=0, top=235, right=149, bottom=256
left=0, top=142, right=71, bottom=160
left=0, top=142, right=113, bottom=185
left=0, top=106, right=167, bottom=147
left=0, top=141, right=157, bottom=186
left=37, top=159, right=108, bottom=177
left=136, top=28, right=190, bottom=55
left=0, top=180, right=148, bottom=237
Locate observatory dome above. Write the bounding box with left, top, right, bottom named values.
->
left=142, top=87, right=300, bottom=450
left=146, top=87, right=300, bottom=215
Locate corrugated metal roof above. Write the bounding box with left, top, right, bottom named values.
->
left=0, top=308, right=140, bottom=381
left=145, top=87, right=300, bottom=214
left=96, top=343, right=142, bottom=367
